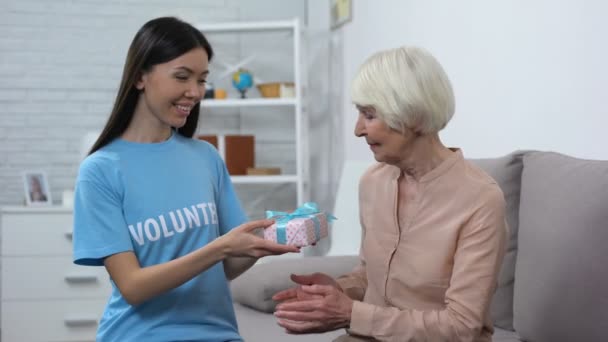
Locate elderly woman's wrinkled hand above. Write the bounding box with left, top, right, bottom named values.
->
left=272, top=273, right=339, bottom=306
left=272, top=273, right=340, bottom=302
left=273, top=282, right=353, bottom=334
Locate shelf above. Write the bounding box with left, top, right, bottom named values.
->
left=201, top=98, right=296, bottom=108
left=195, top=18, right=307, bottom=205
left=1, top=206, right=73, bottom=213
left=230, top=175, right=298, bottom=184
left=196, top=20, right=296, bottom=33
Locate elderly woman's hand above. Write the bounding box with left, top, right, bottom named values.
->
left=272, top=273, right=340, bottom=302
left=273, top=279, right=354, bottom=334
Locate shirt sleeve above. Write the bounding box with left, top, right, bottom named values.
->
left=72, top=159, right=134, bottom=266
left=347, top=188, right=508, bottom=342
left=214, top=152, right=248, bottom=235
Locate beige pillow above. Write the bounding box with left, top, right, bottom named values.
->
left=470, top=151, right=527, bottom=330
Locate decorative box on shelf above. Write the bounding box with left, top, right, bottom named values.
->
left=197, top=134, right=255, bottom=176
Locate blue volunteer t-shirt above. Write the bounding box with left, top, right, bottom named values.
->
left=72, top=132, right=247, bottom=342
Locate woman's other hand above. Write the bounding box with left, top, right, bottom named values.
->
left=273, top=282, right=353, bottom=334
left=220, top=219, right=300, bottom=258
left=272, top=273, right=342, bottom=303
left=271, top=273, right=351, bottom=334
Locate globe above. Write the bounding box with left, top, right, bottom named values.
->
left=232, top=69, right=253, bottom=98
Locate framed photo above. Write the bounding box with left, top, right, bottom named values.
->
left=23, top=171, right=52, bottom=206
left=331, top=0, right=353, bottom=30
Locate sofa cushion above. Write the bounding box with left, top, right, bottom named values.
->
left=493, top=327, right=522, bottom=342
left=231, top=255, right=359, bottom=313
left=470, top=151, right=526, bottom=330
left=514, top=152, right=608, bottom=341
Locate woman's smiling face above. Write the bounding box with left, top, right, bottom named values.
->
left=135, top=47, right=209, bottom=129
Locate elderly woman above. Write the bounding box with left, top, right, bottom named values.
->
left=273, top=46, right=508, bottom=342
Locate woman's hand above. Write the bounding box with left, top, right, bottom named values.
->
left=220, top=219, right=300, bottom=258
left=272, top=273, right=342, bottom=303
left=272, top=273, right=352, bottom=333
left=274, top=284, right=353, bottom=334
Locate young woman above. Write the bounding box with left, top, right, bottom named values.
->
left=72, top=17, right=299, bottom=342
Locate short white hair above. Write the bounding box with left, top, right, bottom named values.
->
left=351, top=46, right=455, bottom=134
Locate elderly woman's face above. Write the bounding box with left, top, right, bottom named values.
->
left=354, top=105, right=416, bottom=164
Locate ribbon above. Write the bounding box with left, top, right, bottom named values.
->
left=266, top=202, right=336, bottom=244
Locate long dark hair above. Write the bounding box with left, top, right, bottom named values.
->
left=89, top=17, right=213, bottom=155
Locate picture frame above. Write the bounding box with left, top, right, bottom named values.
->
left=23, top=171, right=52, bottom=206
left=331, top=0, right=353, bottom=30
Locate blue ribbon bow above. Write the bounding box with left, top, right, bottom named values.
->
left=266, top=202, right=336, bottom=244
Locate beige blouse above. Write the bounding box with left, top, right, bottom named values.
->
left=335, top=149, right=508, bottom=342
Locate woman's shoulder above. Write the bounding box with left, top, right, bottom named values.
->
left=461, top=160, right=506, bottom=211
left=174, top=136, right=227, bottom=181
left=462, top=159, right=503, bottom=189
left=359, top=162, right=399, bottom=189
left=175, top=135, right=221, bottom=159
left=77, top=148, right=122, bottom=184
left=362, top=162, right=398, bottom=180
left=80, top=149, right=119, bottom=171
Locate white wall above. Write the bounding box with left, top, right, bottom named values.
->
left=341, top=0, right=608, bottom=162
left=302, top=0, right=346, bottom=255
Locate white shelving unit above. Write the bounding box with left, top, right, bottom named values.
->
left=197, top=19, right=308, bottom=205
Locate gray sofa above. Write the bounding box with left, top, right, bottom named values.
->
left=230, top=151, right=608, bottom=341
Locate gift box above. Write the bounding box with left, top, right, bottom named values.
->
left=264, top=202, right=336, bottom=247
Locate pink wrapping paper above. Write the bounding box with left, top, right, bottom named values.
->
left=264, top=213, right=329, bottom=247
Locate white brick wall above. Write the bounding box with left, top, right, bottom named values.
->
left=0, top=0, right=309, bottom=219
